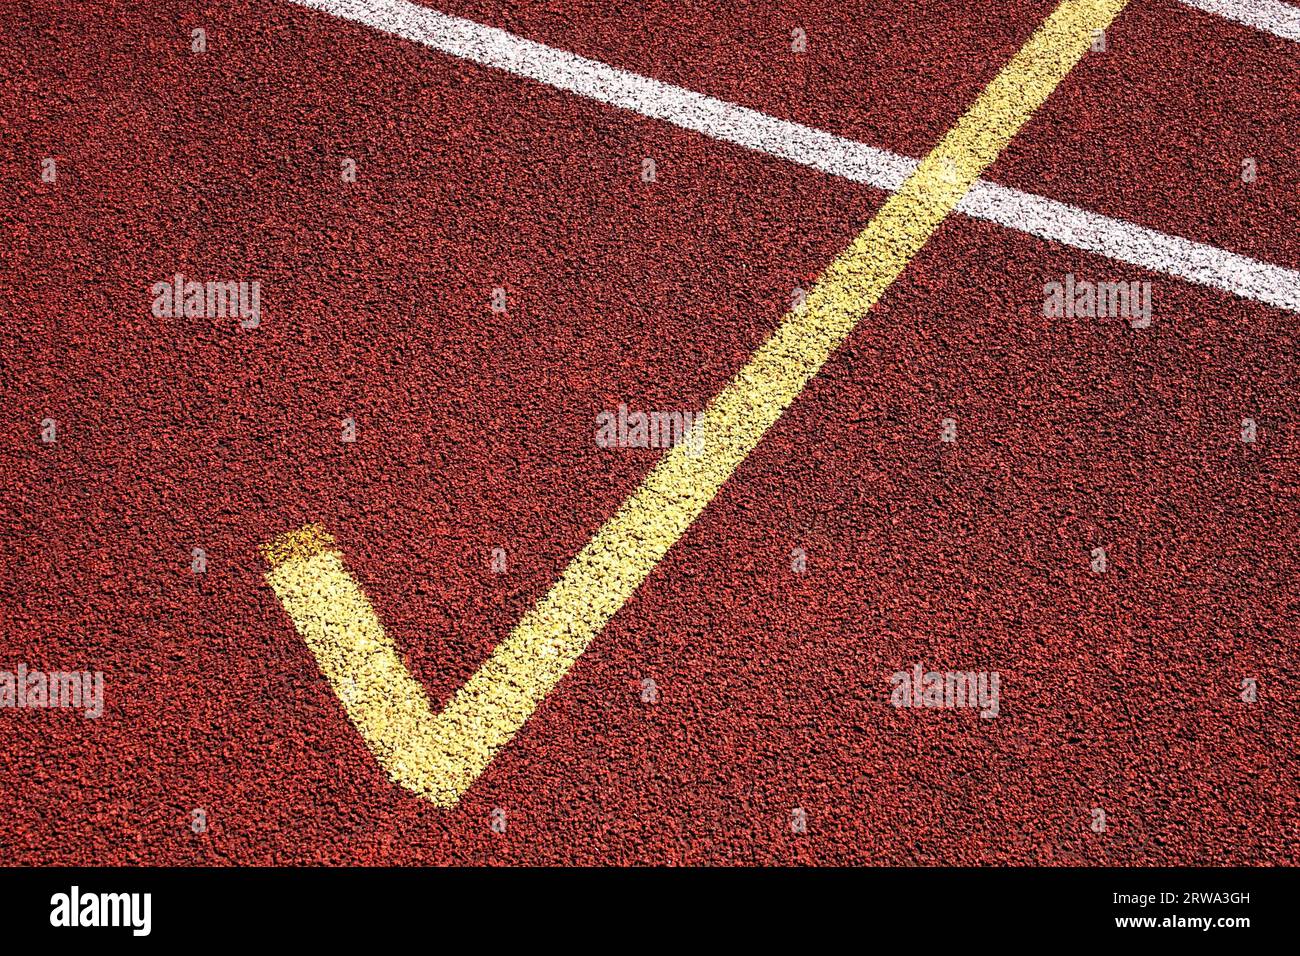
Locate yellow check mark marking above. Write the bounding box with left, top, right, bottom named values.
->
left=262, top=0, right=1131, bottom=807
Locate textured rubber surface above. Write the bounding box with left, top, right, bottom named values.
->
left=1, top=0, right=1296, bottom=864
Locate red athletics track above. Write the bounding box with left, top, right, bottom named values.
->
left=0, top=0, right=1296, bottom=864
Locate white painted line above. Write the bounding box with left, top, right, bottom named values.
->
left=288, top=0, right=1300, bottom=313
left=958, top=182, right=1299, bottom=312
left=1175, top=0, right=1300, bottom=42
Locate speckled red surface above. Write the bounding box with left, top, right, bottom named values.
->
left=1, top=0, right=1296, bottom=864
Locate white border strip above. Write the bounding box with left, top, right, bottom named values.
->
left=288, top=0, right=1300, bottom=313
left=1176, top=0, right=1300, bottom=42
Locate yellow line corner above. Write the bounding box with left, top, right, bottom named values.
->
left=262, top=523, right=337, bottom=569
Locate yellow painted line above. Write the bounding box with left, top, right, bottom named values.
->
left=263, top=0, right=1131, bottom=808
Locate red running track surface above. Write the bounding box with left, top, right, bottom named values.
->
left=0, top=0, right=1296, bottom=864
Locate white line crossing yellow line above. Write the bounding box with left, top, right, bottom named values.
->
left=287, top=0, right=1300, bottom=312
